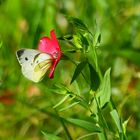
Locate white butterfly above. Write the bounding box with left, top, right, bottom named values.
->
left=16, top=49, right=52, bottom=82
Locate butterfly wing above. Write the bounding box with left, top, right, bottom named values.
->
left=16, top=49, right=52, bottom=82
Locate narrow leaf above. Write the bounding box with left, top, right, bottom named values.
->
left=97, top=33, right=101, bottom=44
left=77, top=132, right=98, bottom=140
left=86, top=45, right=98, bottom=72
left=123, top=116, right=131, bottom=134
left=71, top=61, right=87, bottom=84
left=93, top=23, right=101, bottom=46
left=42, top=131, right=63, bottom=140
left=67, top=17, right=89, bottom=33
left=53, top=95, right=69, bottom=109
left=65, top=118, right=101, bottom=132
left=59, top=102, right=79, bottom=112
left=110, top=109, right=122, bottom=133
left=88, top=63, right=100, bottom=91
left=97, top=68, right=111, bottom=108
left=71, top=94, right=90, bottom=110
left=58, top=34, right=73, bottom=40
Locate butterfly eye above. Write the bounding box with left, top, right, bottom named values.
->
left=25, top=57, right=28, bottom=61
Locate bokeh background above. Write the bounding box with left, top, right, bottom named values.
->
left=0, top=0, right=140, bottom=139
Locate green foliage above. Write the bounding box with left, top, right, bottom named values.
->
left=0, top=0, right=140, bottom=140
left=73, top=32, right=89, bottom=50
left=67, top=17, right=90, bottom=33
left=71, top=61, right=87, bottom=84
left=110, top=109, right=123, bottom=133
left=42, top=131, right=63, bottom=140
left=97, top=68, right=111, bottom=108
left=88, top=63, right=100, bottom=91
left=65, top=118, right=101, bottom=132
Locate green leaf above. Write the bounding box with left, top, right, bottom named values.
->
left=49, top=86, right=67, bottom=95
left=58, top=34, right=73, bottom=40
left=67, top=17, right=89, bottom=33
left=70, top=93, right=90, bottom=110
left=71, top=61, right=87, bottom=84
left=117, top=49, right=140, bottom=66
left=86, top=44, right=98, bottom=72
left=123, top=116, right=131, bottom=134
left=65, top=118, right=101, bottom=132
left=73, top=32, right=89, bottom=50
left=76, top=132, right=99, bottom=140
left=53, top=95, right=69, bottom=109
left=88, top=63, right=100, bottom=91
left=110, top=109, right=122, bottom=133
left=97, top=68, right=111, bottom=108
left=97, top=33, right=101, bottom=44
left=50, top=83, right=71, bottom=95
left=42, top=131, right=63, bottom=140
left=93, top=21, right=101, bottom=46
left=59, top=102, right=79, bottom=112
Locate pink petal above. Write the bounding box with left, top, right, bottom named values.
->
left=38, top=30, right=61, bottom=78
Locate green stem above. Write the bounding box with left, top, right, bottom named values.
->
left=54, top=109, right=73, bottom=140
left=94, top=96, right=108, bottom=140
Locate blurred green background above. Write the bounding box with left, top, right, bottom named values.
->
left=0, top=0, right=140, bottom=139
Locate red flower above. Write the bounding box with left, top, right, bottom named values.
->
left=38, top=30, right=61, bottom=78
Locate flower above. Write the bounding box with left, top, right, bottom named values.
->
left=38, top=30, right=61, bottom=78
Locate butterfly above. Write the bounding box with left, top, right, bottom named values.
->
left=16, top=49, right=53, bottom=82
